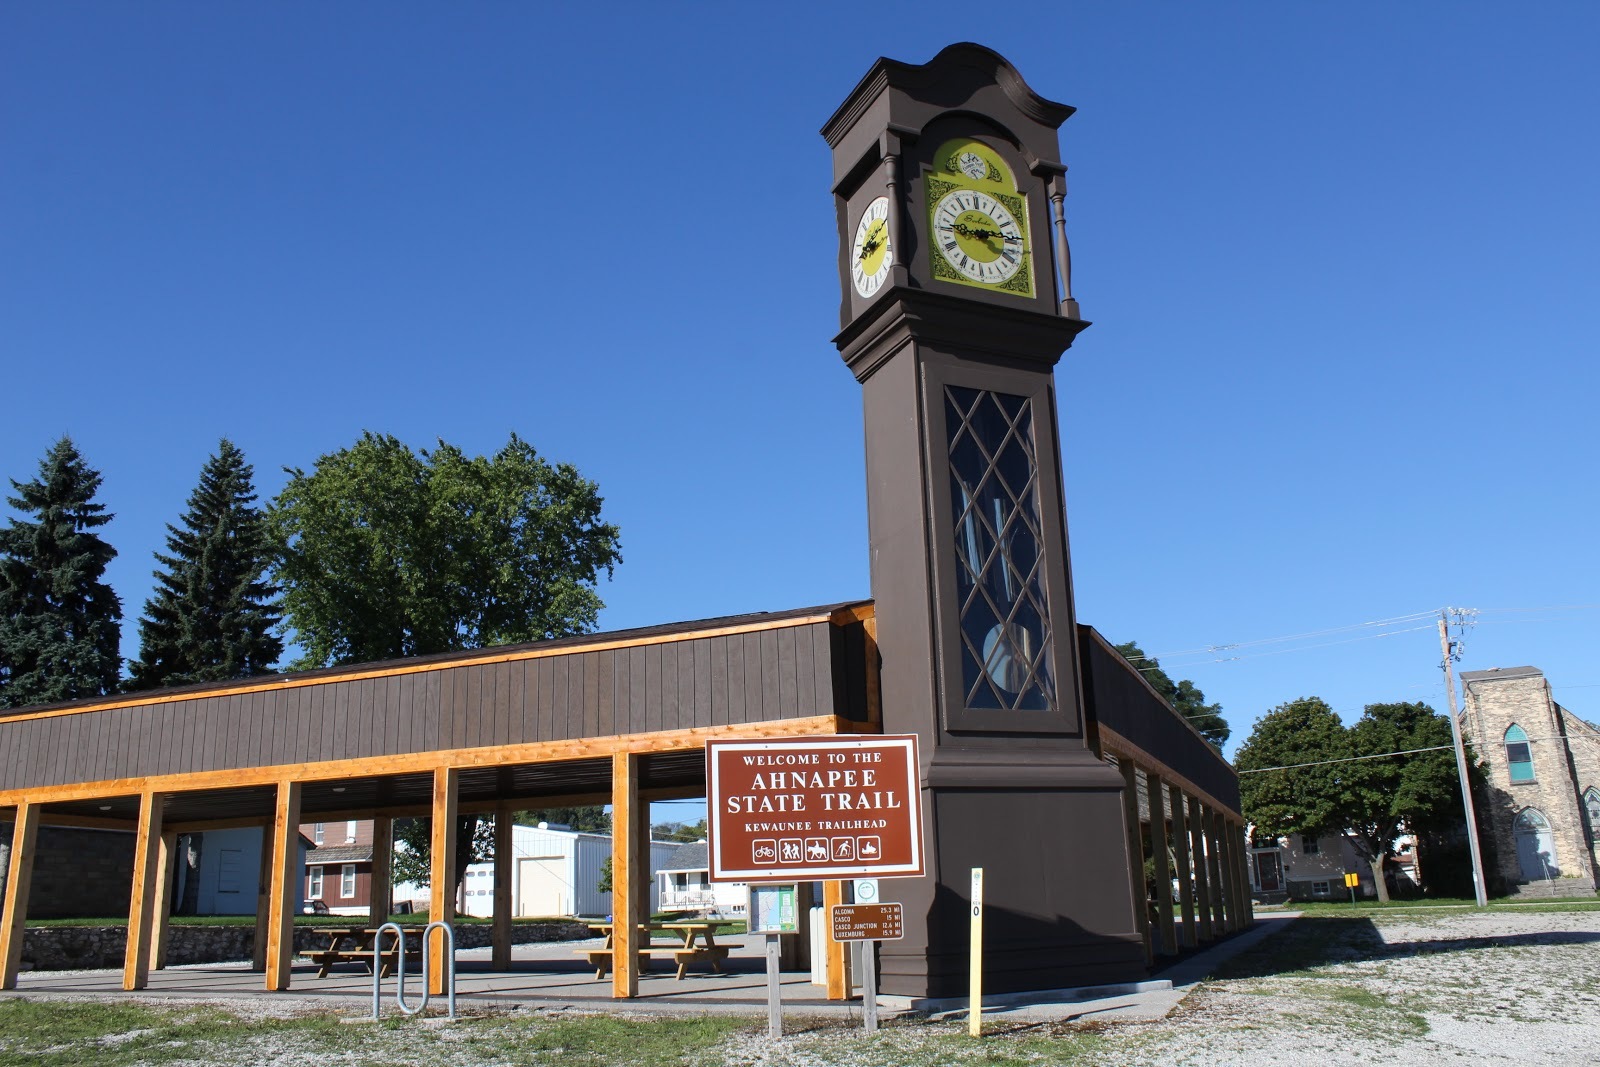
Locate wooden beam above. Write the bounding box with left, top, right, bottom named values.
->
left=296, top=784, right=706, bottom=826
left=252, top=822, right=272, bottom=972
left=122, top=792, right=166, bottom=990
left=1170, top=784, right=1196, bottom=950
left=0, top=609, right=852, bottom=727
left=611, top=752, right=639, bottom=999
left=491, top=810, right=512, bottom=971
left=1, top=801, right=41, bottom=989
left=369, top=815, right=392, bottom=926
left=1097, top=724, right=1241, bottom=819
left=0, top=715, right=855, bottom=808
left=428, top=767, right=458, bottom=996
left=165, top=816, right=278, bottom=834
left=1145, top=771, right=1177, bottom=957
left=824, top=880, right=850, bottom=1000
left=37, top=812, right=136, bottom=831
left=264, top=781, right=303, bottom=990
left=1189, top=798, right=1213, bottom=943
left=1116, top=757, right=1151, bottom=964
left=151, top=831, right=178, bottom=969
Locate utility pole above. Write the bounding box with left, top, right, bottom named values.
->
left=1439, top=610, right=1489, bottom=907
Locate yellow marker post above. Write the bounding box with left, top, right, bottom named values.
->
left=1345, top=871, right=1360, bottom=907
left=969, top=867, right=984, bottom=1037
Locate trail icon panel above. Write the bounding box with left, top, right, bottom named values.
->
left=706, top=734, right=924, bottom=882
left=831, top=903, right=905, bottom=942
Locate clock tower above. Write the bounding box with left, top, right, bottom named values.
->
left=823, top=44, right=1144, bottom=997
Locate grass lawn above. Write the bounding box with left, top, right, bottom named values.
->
left=1275, top=894, right=1600, bottom=918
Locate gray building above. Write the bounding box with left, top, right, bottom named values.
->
left=1461, top=666, right=1600, bottom=896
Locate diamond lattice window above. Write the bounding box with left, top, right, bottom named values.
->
left=945, top=385, right=1056, bottom=713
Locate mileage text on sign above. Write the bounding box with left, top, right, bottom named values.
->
left=706, top=734, right=924, bottom=882
left=830, top=903, right=905, bottom=942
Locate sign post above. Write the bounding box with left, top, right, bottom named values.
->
left=969, top=867, right=984, bottom=1038
left=750, top=884, right=799, bottom=1038
left=830, top=902, right=904, bottom=1032
left=1345, top=871, right=1360, bottom=907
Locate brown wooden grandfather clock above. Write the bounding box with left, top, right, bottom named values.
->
left=823, top=43, right=1144, bottom=998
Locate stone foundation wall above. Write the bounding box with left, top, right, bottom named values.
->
left=18, top=919, right=591, bottom=972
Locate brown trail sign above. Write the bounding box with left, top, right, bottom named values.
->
left=831, top=902, right=905, bottom=942
left=705, top=734, right=924, bottom=882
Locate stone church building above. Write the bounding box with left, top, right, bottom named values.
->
left=1461, top=666, right=1600, bottom=896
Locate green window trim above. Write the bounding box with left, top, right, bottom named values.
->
left=1504, top=724, right=1535, bottom=783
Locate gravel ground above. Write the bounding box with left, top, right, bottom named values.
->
left=5, top=908, right=1598, bottom=1065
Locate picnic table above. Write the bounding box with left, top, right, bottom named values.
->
left=579, top=920, right=735, bottom=980
left=306, top=926, right=421, bottom=979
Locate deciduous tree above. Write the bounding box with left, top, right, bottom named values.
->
left=270, top=432, right=622, bottom=897
left=1115, top=641, right=1229, bottom=748
left=267, top=431, right=621, bottom=669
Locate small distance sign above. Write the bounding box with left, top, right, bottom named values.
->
left=831, top=902, right=904, bottom=942
left=706, top=734, right=924, bottom=882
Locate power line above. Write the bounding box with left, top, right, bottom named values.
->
left=1237, top=744, right=1455, bottom=775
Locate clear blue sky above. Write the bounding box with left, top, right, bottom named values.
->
left=4, top=3, right=1597, bottom=764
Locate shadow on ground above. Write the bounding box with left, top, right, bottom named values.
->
left=1213, top=916, right=1600, bottom=980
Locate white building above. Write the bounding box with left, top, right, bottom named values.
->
left=395, top=823, right=681, bottom=918
left=655, top=841, right=749, bottom=919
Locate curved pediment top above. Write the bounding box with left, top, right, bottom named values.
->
left=822, top=43, right=1073, bottom=147
left=920, top=43, right=1075, bottom=127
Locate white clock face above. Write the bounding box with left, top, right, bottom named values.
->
left=931, top=188, right=1025, bottom=286
left=850, top=196, right=893, bottom=298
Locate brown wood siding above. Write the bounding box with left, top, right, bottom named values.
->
left=0, top=616, right=860, bottom=793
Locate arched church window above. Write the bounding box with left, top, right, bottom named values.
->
left=1513, top=807, right=1550, bottom=832
left=1504, top=724, right=1535, bottom=783
left=1584, top=788, right=1600, bottom=839
left=1513, top=806, right=1560, bottom=880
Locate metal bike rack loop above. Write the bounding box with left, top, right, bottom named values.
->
left=371, top=921, right=456, bottom=1020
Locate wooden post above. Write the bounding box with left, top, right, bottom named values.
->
left=1145, top=771, right=1177, bottom=956
left=1169, top=785, right=1196, bottom=949
left=491, top=809, right=513, bottom=971
left=1212, top=813, right=1231, bottom=932
left=1238, top=822, right=1256, bottom=925
left=123, top=792, right=167, bottom=990
left=151, top=831, right=178, bottom=969
left=1189, top=797, right=1213, bottom=943
left=1, top=802, right=41, bottom=990
left=1228, top=825, right=1241, bottom=927
left=428, top=767, right=459, bottom=996
left=264, top=781, right=303, bottom=991
left=1205, top=809, right=1227, bottom=933
left=369, top=815, right=393, bottom=926
left=823, top=879, right=850, bottom=1000
left=252, top=822, right=273, bottom=972
left=1116, top=757, right=1151, bottom=963
left=610, top=751, right=639, bottom=999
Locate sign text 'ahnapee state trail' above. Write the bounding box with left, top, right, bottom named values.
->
left=706, top=735, right=924, bottom=882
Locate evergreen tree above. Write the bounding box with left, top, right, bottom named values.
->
left=0, top=437, right=122, bottom=707
left=128, top=440, right=282, bottom=690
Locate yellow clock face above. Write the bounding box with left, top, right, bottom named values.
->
left=851, top=196, right=892, bottom=297
left=926, top=138, right=1033, bottom=298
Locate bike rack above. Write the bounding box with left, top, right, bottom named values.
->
left=371, top=921, right=456, bottom=1020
